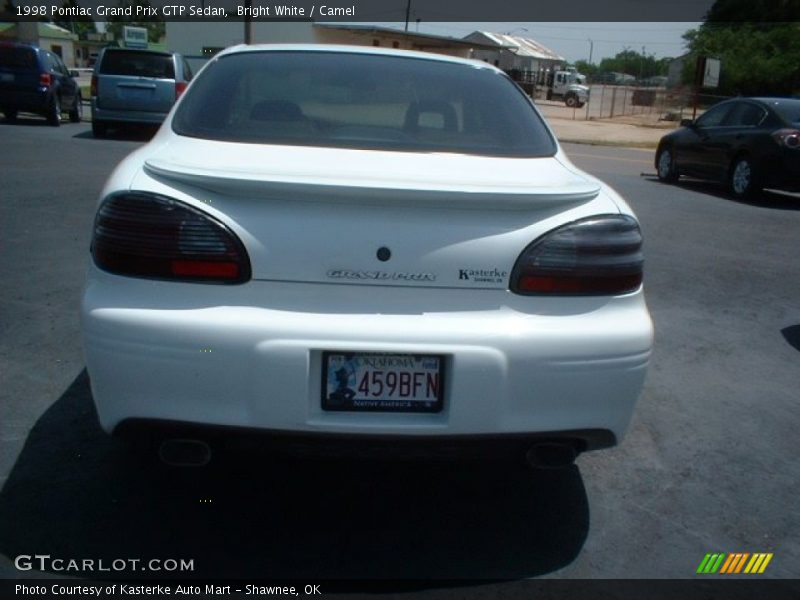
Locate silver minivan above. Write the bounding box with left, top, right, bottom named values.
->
left=90, top=48, right=192, bottom=137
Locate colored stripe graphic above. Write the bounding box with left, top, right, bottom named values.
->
left=719, top=553, right=736, bottom=574
left=758, top=553, right=773, bottom=574
left=696, top=554, right=713, bottom=574
left=700, top=552, right=774, bottom=574
left=697, top=553, right=727, bottom=574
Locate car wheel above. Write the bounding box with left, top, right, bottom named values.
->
left=47, top=95, right=61, bottom=126
left=3, top=109, right=17, bottom=122
left=565, top=94, right=578, bottom=108
left=729, top=155, right=761, bottom=201
left=69, top=93, right=82, bottom=123
left=656, top=146, right=678, bottom=183
left=92, top=119, right=107, bottom=138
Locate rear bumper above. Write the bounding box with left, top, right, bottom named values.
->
left=116, top=420, right=617, bottom=458
left=82, top=269, right=653, bottom=444
left=91, top=99, right=168, bottom=125
left=763, top=152, right=800, bottom=192
left=0, top=89, right=49, bottom=112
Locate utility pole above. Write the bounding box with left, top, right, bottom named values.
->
left=639, top=45, right=646, bottom=81
left=244, top=0, right=252, bottom=44
left=404, top=0, right=411, bottom=32
left=587, top=38, right=593, bottom=65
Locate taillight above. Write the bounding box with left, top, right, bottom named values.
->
left=175, top=81, right=188, bottom=98
left=90, top=74, right=97, bottom=97
left=92, top=192, right=251, bottom=284
left=39, top=73, right=51, bottom=87
left=510, top=214, right=643, bottom=295
left=772, top=128, right=800, bottom=149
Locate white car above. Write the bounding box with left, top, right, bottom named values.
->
left=81, top=45, right=653, bottom=467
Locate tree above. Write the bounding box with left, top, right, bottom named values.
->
left=53, top=0, right=96, bottom=38
left=681, top=0, right=800, bottom=95
left=582, top=49, right=670, bottom=80
left=105, top=0, right=165, bottom=44
left=703, top=0, right=800, bottom=26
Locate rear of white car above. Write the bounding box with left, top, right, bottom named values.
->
left=81, top=46, right=652, bottom=465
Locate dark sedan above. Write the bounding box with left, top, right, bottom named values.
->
left=655, top=97, right=800, bottom=200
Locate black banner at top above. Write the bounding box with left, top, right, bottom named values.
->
left=4, top=0, right=722, bottom=23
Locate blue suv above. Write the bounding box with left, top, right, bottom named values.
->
left=0, top=42, right=82, bottom=126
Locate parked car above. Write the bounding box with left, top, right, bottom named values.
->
left=82, top=45, right=653, bottom=468
left=0, top=41, right=82, bottom=125
left=90, top=47, right=192, bottom=137
left=655, top=97, right=800, bottom=200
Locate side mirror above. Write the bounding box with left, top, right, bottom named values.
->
left=69, top=70, right=80, bottom=78
left=680, top=118, right=695, bottom=128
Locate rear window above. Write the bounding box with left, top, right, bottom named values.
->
left=99, top=50, right=175, bottom=79
left=172, top=51, right=557, bottom=157
left=0, top=47, right=37, bottom=70
left=769, top=100, right=800, bottom=127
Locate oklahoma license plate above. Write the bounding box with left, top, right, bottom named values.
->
left=322, top=352, right=444, bottom=413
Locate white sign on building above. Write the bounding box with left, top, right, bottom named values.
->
left=123, top=26, right=148, bottom=49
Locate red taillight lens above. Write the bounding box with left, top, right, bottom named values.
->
left=39, top=73, right=51, bottom=87
left=772, top=128, right=800, bottom=149
left=92, top=192, right=251, bottom=284
left=90, top=74, right=97, bottom=97
left=175, top=81, right=188, bottom=98
left=510, top=214, right=643, bottom=295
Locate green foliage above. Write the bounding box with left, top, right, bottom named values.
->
left=574, top=60, right=598, bottom=78
left=576, top=50, right=670, bottom=80
left=704, top=0, right=800, bottom=25
left=682, top=22, right=800, bottom=95
left=105, top=0, right=165, bottom=43
left=53, top=0, right=96, bottom=38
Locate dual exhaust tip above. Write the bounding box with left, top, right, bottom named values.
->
left=157, top=438, right=578, bottom=469
left=158, top=438, right=212, bottom=467
left=525, top=442, right=579, bottom=469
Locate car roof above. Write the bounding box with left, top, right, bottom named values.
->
left=101, top=47, right=177, bottom=57
left=749, top=97, right=800, bottom=107
left=0, top=41, right=42, bottom=53
left=215, top=44, right=502, bottom=73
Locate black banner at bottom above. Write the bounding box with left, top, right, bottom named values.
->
left=3, top=579, right=800, bottom=599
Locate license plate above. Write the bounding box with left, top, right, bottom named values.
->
left=322, top=352, right=444, bottom=413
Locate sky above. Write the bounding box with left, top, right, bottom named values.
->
left=371, top=22, right=702, bottom=64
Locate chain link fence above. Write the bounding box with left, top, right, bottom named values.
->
left=522, top=80, right=732, bottom=123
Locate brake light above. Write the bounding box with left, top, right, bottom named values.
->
left=91, top=192, right=251, bottom=284
left=175, top=81, right=188, bottom=98
left=772, top=128, right=800, bottom=149
left=510, top=215, right=643, bottom=295
left=39, top=73, right=51, bottom=87
left=90, top=74, right=97, bottom=97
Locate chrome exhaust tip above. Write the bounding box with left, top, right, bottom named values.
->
left=526, top=443, right=578, bottom=469
left=158, top=439, right=212, bottom=467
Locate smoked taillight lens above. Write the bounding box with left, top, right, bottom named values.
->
left=510, top=214, right=643, bottom=295
left=90, top=74, right=97, bottom=97
left=772, top=128, right=800, bottom=149
left=92, top=192, right=251, bottom=284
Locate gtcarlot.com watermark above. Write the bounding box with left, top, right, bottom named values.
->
left=14, top=554, right=194, bottom=573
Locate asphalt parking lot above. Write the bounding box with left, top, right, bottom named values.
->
left=0, top=118, right=798, bottom=582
